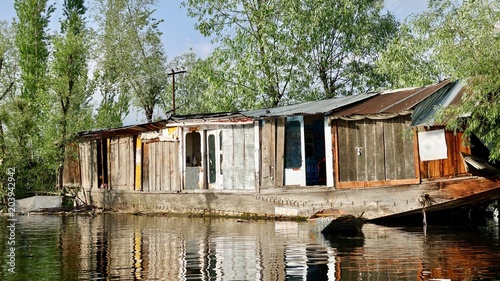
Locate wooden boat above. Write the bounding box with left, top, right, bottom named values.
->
left=309, top=209, right=365, bottom=235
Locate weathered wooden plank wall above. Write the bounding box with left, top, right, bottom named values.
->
left=78, top=141, right=97, bottom=190
left=261, top=119, right=275, bottom=187
left=63, top=143, right=81, bottom=186
left=142, top=140, right=180, bottom=192
left=384, top=116, right=415, bottom=180
left=335, top=115, right=417, bottom=188
left=221, top=125, right=255, bottom=190
left=260, top=118, right=284, bottom=188
left=109, top=136, right=135, bottom=191
left=419, top=129, right=471, bottom=179
left=275, top=118, right=285, bottom=187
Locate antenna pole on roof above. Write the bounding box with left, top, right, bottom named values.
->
left=168, top=69, right=187, bottom=115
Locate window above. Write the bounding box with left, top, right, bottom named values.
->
left=284, top=121, right=302, bottom=168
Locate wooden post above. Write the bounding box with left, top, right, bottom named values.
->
left=419, top=193, right=433, bottom=235
left=168, top=69, right=187, bottom=114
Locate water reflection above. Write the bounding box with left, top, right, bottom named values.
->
left=0, top=214, right=499, bottom=280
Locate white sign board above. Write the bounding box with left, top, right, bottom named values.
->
left=418, top=129, right=448, bottom=161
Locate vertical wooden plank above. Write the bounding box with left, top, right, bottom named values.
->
left=275, top=118, right=285, bottom=187
left=457, top=132, right=471, bottom=175
left=172, top=141, right=180, bottom=191
left=385, top=119, right=395, bottom=181
left=142, top=143, right=150, bottom=192
left=225, top=127, right=235, bottom=190
left=245, top=125, right=256, bottom=190
left=161, top=142, right=167, bottom=191
left=412, top=127, right=421, bottom=181
left=152, top=142, right=158, bottom=191
left=401, top=117, right=417, bottom=179
left=373, top=120, right=385, bottom=181
left=269, top=119, right=276, bottom=187
left=354, top=120, right=363, bottom=182
left=384, top=118, right=398, bottom=180
left=128, top=137, right=134, bottom=190
left=167, top=141, right=172, bottom=191
left=79, top=143, right=90, bottom=190
left=337, top=120, right=352, bottom=182
left=166, top=141, right=171, bottom=191
left=357, top=120, right=367, bottom=181
left=109, top=138, right=117, bottom=190
left=331, top=119, right=340, bottom=187
left=135, top=137, right=142, bottom=191
left=156, top=141, right=161, bottom=191
left=261, top=120, right=273, bottom=187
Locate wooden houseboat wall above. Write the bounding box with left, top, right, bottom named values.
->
left=258, top=117, right=285, bottom=188
left=75, top=136, right=138, bottom=192
left=244, top=95, right=376, bottom=189
left=256, top=115, right=333, bottom=188
left=329, top=114, right=419, bottom=188
left=328, top=79, right=463, bottom=188
left=65, top=115, right=258, bottom=196
left=139, top=128, right=181, bottom=192
left=178, top=121, right=256, bottom=191
left=416, top=127, right=471, bottom=180
left=62, top=143, right=82, bottom=188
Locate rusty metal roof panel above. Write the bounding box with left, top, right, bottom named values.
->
left=331, top=80, right=452, bottom=117
left=168, top=112, right=252, bottom=123
left=241, top=93, right=378, bottom=118
left=78, top=120, right=168, bottom=139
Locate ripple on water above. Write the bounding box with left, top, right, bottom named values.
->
left=2, top=214, right=500, bottom=280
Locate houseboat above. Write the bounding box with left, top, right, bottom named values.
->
left=63, top=80, right=500, bottom=220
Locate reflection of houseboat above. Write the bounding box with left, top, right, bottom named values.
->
left=63, top=80, right=500, bottom=220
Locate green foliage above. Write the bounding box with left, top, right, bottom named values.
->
left=166, top=51, right=241, bottom=114
left=376, top=0, right=500, bottom=161
left=47, top=0, right=93, bottom=188
left=92, top=0, right=167, bottom=123
left=291, top=0, right=398, bottom=98
left=183, top=0, right=397, bottom=110
left=8, top=0, right=56, bottom=195
left=184, top=0, right=308, bottom=109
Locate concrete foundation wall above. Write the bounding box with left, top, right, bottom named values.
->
left=82, top=189, right=280, bottom=218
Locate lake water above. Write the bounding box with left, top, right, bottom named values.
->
left=0, top=213, right=499, bottom=281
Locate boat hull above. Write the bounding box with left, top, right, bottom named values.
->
left=309, top=209, right=365, bottom=235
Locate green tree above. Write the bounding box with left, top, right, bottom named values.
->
left=91, top=0, right=131, bottom=128
left=92, top=0, right=167, bottom=124
left=376, top=0, right=500, bottom=161
left=292, top=0, right=398, bottom=98
left=183, top=0, right=397, bottom=109
left=0, top=21, right=17, bottom=103
left=12, top=0, right=54, bottom=193
left=47, top=0, right=93, bottom=189
left=184, top=0, right=307, bottom=109
left=164, top=51, right=217, bottom=114
left=0, top=21, right=19, bottom=200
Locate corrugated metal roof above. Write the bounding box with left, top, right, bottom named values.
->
left=330, top=79, right=452, bottom=117
left=241, top=93, right=378, bottom=118
left=78, top=120, right=168, bottom=139
left=168, top=112, right=252, bottom=123
left=411, top=80, right=465, bottom=126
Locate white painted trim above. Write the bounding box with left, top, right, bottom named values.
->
left=324, top=116, right=334, bottom=187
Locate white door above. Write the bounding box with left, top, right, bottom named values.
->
left=206, top=130, right=223, bottom=189
left=284, top=116, right=306, bottom=186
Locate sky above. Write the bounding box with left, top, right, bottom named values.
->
left=0, top=0, right=429, bottom=125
